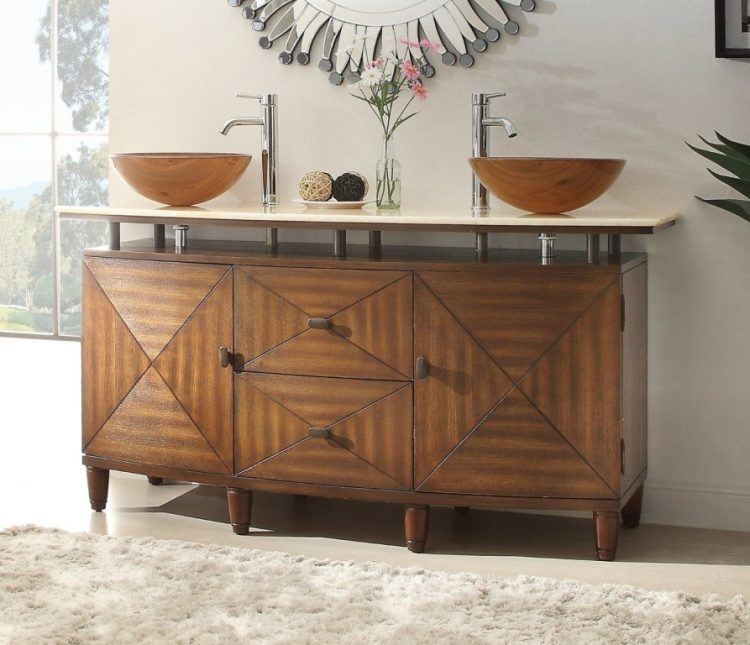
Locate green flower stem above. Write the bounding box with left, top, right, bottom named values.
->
left=377, top=137, right=399, bottom=209
left=351, top=54, right=427, bottom=210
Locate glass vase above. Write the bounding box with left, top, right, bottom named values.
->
left=376, top=138, right=401, bottom=210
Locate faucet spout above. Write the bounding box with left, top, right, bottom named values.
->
left=484, top=117, right=517, bottom=138
left=220, top=117, right=264, bottom=136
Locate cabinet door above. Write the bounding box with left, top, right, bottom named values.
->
left=414, top=271, right=622, bottom=499
left=235, top=373, right=413, bottom=490
left=82, top=257, right=234, bottom=475
left=234, top=266, right=412, bottom=381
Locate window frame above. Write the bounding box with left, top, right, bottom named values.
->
left=0, top=0, right=109, bottom=341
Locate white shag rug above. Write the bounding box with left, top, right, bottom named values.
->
left=0, top=526, right=747, bottom=644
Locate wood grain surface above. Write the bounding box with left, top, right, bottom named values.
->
left=469, top=157, right=626, bottom=214
left=111, top=153, right=251, bottom=207
left=86, top=368, right=229, bottom=474
left=235, top=374, right=412, bottom=489
left=520, top=282, right=622, bottom=492
left=414, top=277, right=513, bottom=485
left=418, top=388, right=615, bottom=499
left=155, top=271, right=234, bottom=468
left=82, top=263, right=149, bottom=447
left=418, top=271, right=617, bottom=381
left=85, top=257, right=228, bottom=360
left=620, top=264, right=648, bottom=493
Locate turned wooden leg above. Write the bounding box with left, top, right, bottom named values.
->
left=454, top=506, right=470, bottom=515
left=621, top=484, right=644, bottom=529
left=593, top=511, right=620, bottom=561
left=147, top=476, right=164, bottom=486
left=404, top=505, right=430, bottom=553
left=227, top=488, right=253, bottom=535
left=86, top=466, right=109, bottom=512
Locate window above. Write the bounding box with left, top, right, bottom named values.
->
left=0, top=0, right=109, bottom=338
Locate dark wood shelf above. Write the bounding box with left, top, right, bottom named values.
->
left=86, top=239, right=647, bottom=274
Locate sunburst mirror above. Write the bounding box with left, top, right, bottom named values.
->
left=228, top=0, right=536, bottom=85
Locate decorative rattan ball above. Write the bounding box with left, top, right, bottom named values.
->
left=347, top=171, right=369, bottom=198
left=332, top=172, right=367, bottom=202
left=298, top=171, right=333, bottom=201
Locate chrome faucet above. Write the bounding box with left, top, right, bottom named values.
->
left=220, top=93, right=279, bottom=208
left=472, top=92, right=517, bottom=213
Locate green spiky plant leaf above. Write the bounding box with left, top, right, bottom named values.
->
left=689, top=132, right=750, bottom=223
left=697, top=136, right=750, bottom=163
left=696, top=199, right=750, bottom=223
left=715, top=131, right=750, bottom=158
left=707, top=169, right=750, bottom=200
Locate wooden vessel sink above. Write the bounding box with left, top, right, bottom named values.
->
left=111, top=153, right=251, bottom=207
left=469, top=157, right=626, bottom=214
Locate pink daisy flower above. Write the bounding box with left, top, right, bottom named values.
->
left=400, top=60, right=421, bottom=82
left=411, top=83, right=428, bottom=101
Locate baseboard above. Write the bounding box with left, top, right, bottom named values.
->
left=643, top=480, right=750, bottom=532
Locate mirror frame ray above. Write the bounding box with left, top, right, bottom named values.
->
left=228, top=0, right=536, bottom=85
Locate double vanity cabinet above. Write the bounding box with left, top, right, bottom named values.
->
left=73, top=210, right=665, bottom=560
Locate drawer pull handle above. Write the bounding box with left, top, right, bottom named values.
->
left=308, top=318, right=331, bottom=330
left=219, top=346, right=232, bottom=369
left=308, top=427, right=330, bottom=439
left=415, top=356, right=429, bottom=379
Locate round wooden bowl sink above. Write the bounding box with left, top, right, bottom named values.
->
left=468, top=157, right=626, bottom=214
left=111, top=153, right=252, bottom=206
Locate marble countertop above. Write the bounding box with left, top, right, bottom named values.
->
left=57, top=204, right=679, bottom=234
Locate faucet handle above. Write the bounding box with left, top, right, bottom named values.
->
left=472, top=92, right=506, bottom=105
left=237, top=93, right=277, bottom=105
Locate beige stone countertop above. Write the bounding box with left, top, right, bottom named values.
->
left=57, top=204, right=679, bottom=234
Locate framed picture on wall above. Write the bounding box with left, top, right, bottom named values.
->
left=716, top=0, right=750, bottom=57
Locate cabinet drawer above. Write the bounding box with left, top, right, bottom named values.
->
left=235, top=373, right=413, bottom=490
left=234, top=266, right=412, bottom=380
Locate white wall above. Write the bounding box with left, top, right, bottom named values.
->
left=110, top=0, right=750, bottom=531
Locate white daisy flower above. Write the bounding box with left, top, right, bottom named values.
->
left=360, top=66, right=384, bottom=87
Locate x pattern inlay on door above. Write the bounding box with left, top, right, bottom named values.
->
left=82, top=258, right=233, bottom=475
left=415, top=272, right=622, bottom=499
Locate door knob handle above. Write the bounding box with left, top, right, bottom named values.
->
left=415, top=356, right=429, bottom=379
left=308, top=427, right=330, bottom=439
left=219, top=346, right=232, bottom=369
left=308, top=318, right=331, bottom=330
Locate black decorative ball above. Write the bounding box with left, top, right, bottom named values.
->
left=332, top=173, right=367, bottom=202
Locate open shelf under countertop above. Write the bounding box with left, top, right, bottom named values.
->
left=56, top=204, right=679, bottom=235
